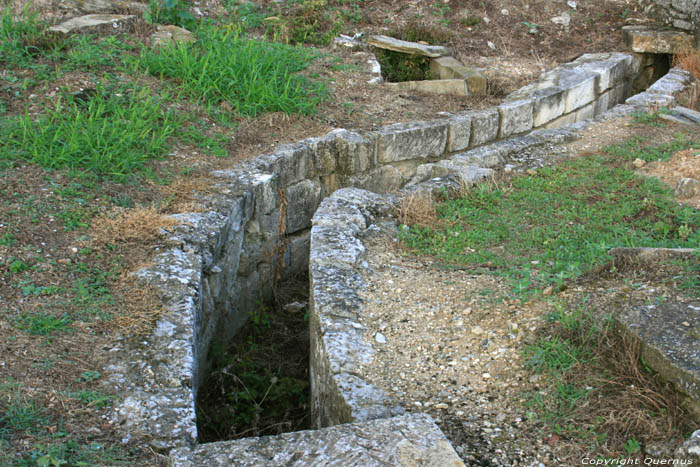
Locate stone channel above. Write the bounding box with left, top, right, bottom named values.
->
left=100, top=51, right=696, bottom=463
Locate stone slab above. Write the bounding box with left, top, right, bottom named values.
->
left=468, top=109, right=499, bottom=146
left=386, top=79, right=467, bottom=97
left=170, top=413, right=464, bottom=467
left=498, top=99, right=534, bottom=138
left=622, top=25, right=695, bottom=53
left=376, top=121, right=448, bottom=163
left=616, top=301, right=700, bottom=420
left=49, top=14, right=135, bottom=34
left=446, top=113, right=472, bottom=152
left=368, top=35, right=448, bottom=57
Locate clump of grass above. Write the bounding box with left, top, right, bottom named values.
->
left=91, top=205, right=178, bottom=245
left=15, top=312, right=72, bottom=335
left=0, top=8, right=46, bottom=66
left=0, top=82, right=179, bottom=181
left=387, top=20, right=452, bottom=44
left=673, top=47, right=700, bottom=79
left=400, top=149, right=700, bottom=299
left=523, top=302, right=694, bottom=459
left=398, top=192, right=437, bottom=228
left=135, top=25, right=327, bottom=116
left=604, top=134, right=700, bottom=163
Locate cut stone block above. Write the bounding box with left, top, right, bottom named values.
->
left=368, top=35, right=449, bottom=57
left=385, top=79, right=467, bottom=97
left=531, top=87, right=567, bottom=127
left=673, top=106, right=700, bottom=124
left=170, top=413, right=465, bottom=467
left=376, top=121, right=448, bottom=163
left=616, top=301, right=700, bottom=420
left=429, top=57, right=487, bottom=94
left=463, top=68, right=487, bottom=95
left=446, top=113, right=472, bottom=152
left=468, top=109, right=499, bottom=147
left=58, top=0, right=146, bottom=13
left=49, top=14, right=135, bottom=34
left=285, top=179, right=322, bottom=234
left=622, top=25, right=695, bottom=53
left=498, top=99, right=534, bottom=138
left=573, top=52, right=635, bottom=94
left=151, top=25, right=195, bottom=48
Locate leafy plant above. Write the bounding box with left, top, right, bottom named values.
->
left=15, top=312, right=72, bottom=335
left=144, top=0, right=196, bottom=29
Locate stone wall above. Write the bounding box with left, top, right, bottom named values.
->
left=639, top=0, right=700, bottom=34
left=105, top=54, right=693, bottom=450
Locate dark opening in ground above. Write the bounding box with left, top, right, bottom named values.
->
left=196, top=275, right=311, bottom=442
left=633, top=53, right=672, bottom=94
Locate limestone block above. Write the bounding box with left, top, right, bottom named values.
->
left=311, top=129, right=376, bottom=177
left=463, top=67, right=487, bottom=95
left=674, top=106, right=700, bottom=124
left=49, top=14, right=135, bottom=34
left=626, top=91, right=676, bottom=108
left=342, top=164, right=405, bottom=193
left=616, top=301, right=700, bottom=421
left=254, top=141, right=314, bottom=187
left=574, top=102, right=595, bottom=121
left=622, top=25, right=695, bottom=53
left=385, top=79, right=467, bottom=97
left=151, top=25, right=195, bottom=48
left=286, top=179, right=322, bottom=234
left=368, top=35, right=449, bottom=57
left=468, top=109, right=499, bottom=147
left=527, top=87, right=566, bottom=127
left=558, top=69, right=598, bottom=113
left=376, top=121, right=448, bottom=163
left=594, top=88, right=612, bottom=116
left=498, top=99, right=534, bottom=138
left=573, top=52, right=634, bottom=94
left=543, top=111, right=577, bottom=129
left=429, top=56, right=466, bottom=79
left=170, top=413, right=464, bottom=467
left=446, top=113, right=472, bottom=152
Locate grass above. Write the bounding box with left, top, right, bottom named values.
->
left=0, top=82, right=180, bottom=181
left=522, top=301, right=694, bottom=459
left=400, top=145, right=700, bottom=300
left=134, top=25, right=327, bottom=117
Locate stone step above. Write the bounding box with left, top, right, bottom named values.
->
left=368, top=35, right=449, bottom=57
left=170, top=413, right=465, bottom=467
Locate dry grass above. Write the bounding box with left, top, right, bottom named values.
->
left=112, top=278, right=167, bottom=334
left=674, top=48, right=700, bottom=79
left=90, top=206, right=179, bottom=246
left=676, top=81, right=700, bottom=110
left=397, top=192, right=437, bottom=228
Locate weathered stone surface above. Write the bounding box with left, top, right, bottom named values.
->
left=368, top=35, right=448, bottom=57
left=616, top=301, right=700, bottom=420
left=573, top=52, right=635, bottom=94
left=498, top=99, right=534, bottom=137
left=312, top=129, right=376, bottom=177
left=673, top=106, right=700, bottom=124
left=529, top=87, right=566, bottom=127
left=376, top=121, right=448, bottom=163
left=170, top=413, right=464, bottom=467
left=58, top=0, right=146, bottom=14
left=463, top=67, right=488, bottom=95
left=386, top=79, right=467, bottom=96
left=675, top=429, right=700, bottom=464
left=446, top=113, right=472, bottom=152
left=676, top=177, right=700, bottom=198
left=429, top=57, right=487, bottom=94
left=468, top=109, right=499, bottom=146
left=151, top=25, right=195, bottom=48
left=49, top=14, right=135, bottom=34
left=622, top=25, right=695, bottom=53
left=286, top=179, right=322, bottom=233
left=537, top=68, right=598, bottom=113
left=254, top=141, right=314, bottom=187
left=340, top=164, right=405, bottom=194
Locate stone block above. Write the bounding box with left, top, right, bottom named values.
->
left=574, top=102, right=595, bottom=121
left=342, top=164, right=406, bottom=193
left=170, top=413, right=464, bottom=467
left=616, top=301, right=700, bottom=420
left=626, top=91, right=676, bottom=108
left=376, top=121, right=448, bottom=163
left=49, top=14, right=135, bottom=34
left=543, top=111, right=578, bottom=129
left=530, top=87, right=566, bottom=127
left=573, top=52, right=634, bottom=94
left=151, top=25, right=194, bottom=48
left=385, top=79, right=467, bottom=97
left=446, top=113, right=472, bottom=152
left=286, top=179, right=322, bottom=234
left=254, top=142, right=314, bottom=187
left=368, top=35, right=449, bottom=57
left=558, top=69, right=598, bottom=113
left=498, top=99, right=534, bottom=138
left=463, top=67, right=487, bottom=95
left=468, top=109, right=499, bottom=147
left=622, top=25, right=695, bottom=53
left=312, top=129, right=376, bottom=177
left=429, top=56, right=465, bottom=79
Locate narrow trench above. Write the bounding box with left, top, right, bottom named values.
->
left=191, top=49, right=676, bottom=446
left=195, top=274, right=311, bottom=443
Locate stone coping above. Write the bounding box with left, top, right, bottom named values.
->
left=102, top=52, right=696, bottom=454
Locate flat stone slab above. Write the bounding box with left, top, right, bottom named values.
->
left=49, top=14, right=135, bottom=34
left=616, top=301, right=700, bottom=420
left=386, top=79, right=467, bottom=96
left=170, top=413, right=465, bottom=466
left=622, top=25, right=696, bottom=54
left=368, top=35, right=448, bottom=57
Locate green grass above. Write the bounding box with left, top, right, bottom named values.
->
left=400, top=151, right=700, bottom=299
left=604, top=134, right=700, bottom=163
left=0, top=8, right=46, bottom=67
left=15, top=312, right=72, bottom=335
left=134, top=25, right=327, bottom=116
left=0, top=82, right=180, bottom=181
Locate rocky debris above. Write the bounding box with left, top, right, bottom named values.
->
left=551, top=11, right=571, bottom=30
left=368, top=35, right=449, bottom=58
left=170, top=413, right=464, bottom=466
left=151, top=25, right=195, bottom=48
left=283, top=301, right=306, bottom=313
left=333, top=33, right=367, bottom=51
left=622, top=25, right=696, bottom=54
left=675, top=429, right=700, bottom=464
left=386, top=79, right=467, bottom=97
left=676, top=177, right=700, bottom=198
left=49, top=14, right=135, bottom=34
left=616, top=301, right=700, bottom=421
